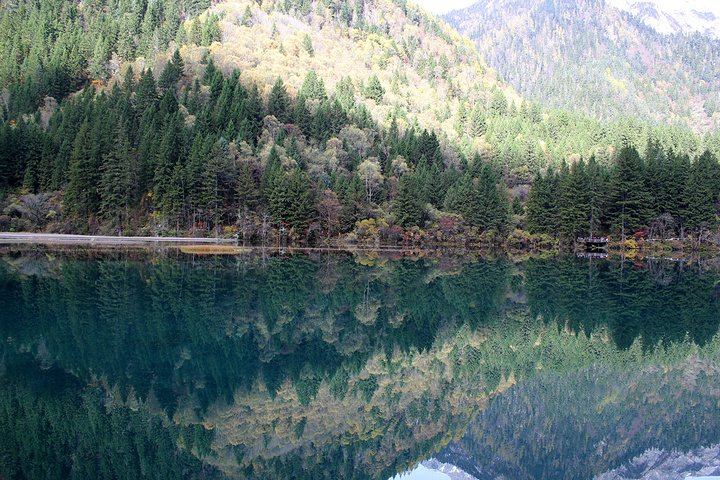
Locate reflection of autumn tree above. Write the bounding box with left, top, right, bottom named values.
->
left=316, top=188, right=342, bottom=235
left=355, top=281, right=380, bottom=326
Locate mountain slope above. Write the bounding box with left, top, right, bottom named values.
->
left=1, top=0, right=720, bottom=240
left=609, top=0, right=720, bottom=38
left=168, top=0, right=504, bottom=146
left=443, top=0, right=720, bottom=133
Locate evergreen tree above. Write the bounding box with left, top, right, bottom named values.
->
left=365, top=75, right=384, bottom=103
left=585, top=156, right=606, bottom=237
left=135, top=68, right=159, bottom=113
left=396, top=174, right=423, bottom=227
left=65, top=121, right=100, bottom=226
left=558, top=160, right=590, bottom=240
left=302, top=33, right=314, bottom=56
left=526, top=167, right=559, bottom=234
left=610, top=146, right=648, bottom=242
left=300, top=70, right=327, bottom=101
left=684, top=150, right=719, bottom=236
left=292, top=94, right=313, bottom=134
left=469, top=103, right=486, bottom=137
left=158, top=50, right=184, bottom=91
left=512, top=196, right=524, bottom=215
left=203, top=137, right=236, bottom=235
left=236, top=161, right=260, bottom=212
left=238, top=84, right=264, bottom=146
left=185, top=134, right=207, bottom=228
left=488, top=87, right=508, bottom=118
left=268, top=77, right=291, bottom=123
left=99, top=126, right=135, bottom=234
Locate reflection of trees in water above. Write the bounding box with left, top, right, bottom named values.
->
left=524, top=256, right=720, bottom=349
left=0, top=348, right=222, bottom=480
left=647, top=258, right=676, bottom=286
left=2, top=251, right=720, bottom=479
left=438, top=355, right=720, bottom=480
left=0, top=252, right=511, bottom=409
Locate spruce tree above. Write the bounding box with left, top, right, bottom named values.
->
left=99, top=126, right=135, bottom=234
left=610, top=146, right=648, bottom=242
left=267, top=77, right=292, bottom=123
left=365, top=75, right=384, bottom=103
left=526, top=167, right=558, bottom=234
left=135, top=68, right=159, bottom=113
left=65, top=121, right=100, bottom=227
left=396, top=174, right=423, bottom=227
left=558, top=160, right=590, bottom=240
left=684, top=150, right=719, bottom=236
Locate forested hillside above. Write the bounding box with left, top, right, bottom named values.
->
left=444, top=0, right=720, bottom=133
left=0, top=0, right=719, bottom=243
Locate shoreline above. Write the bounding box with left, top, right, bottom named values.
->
left=0, top=233, right=236, bottom=245
left=0, top=233, right=718, bottom=263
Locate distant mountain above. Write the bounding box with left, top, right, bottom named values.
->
left=608, top=0, right=720, bottom=38
left=443, top=0, right=720, bottom=133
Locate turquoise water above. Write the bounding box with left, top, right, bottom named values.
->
left=1, top=247, right=719, bottom=479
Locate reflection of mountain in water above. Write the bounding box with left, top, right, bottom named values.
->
left=437, top=354, right=720, bottom=480
left=1, top=249, right=719, bottom=479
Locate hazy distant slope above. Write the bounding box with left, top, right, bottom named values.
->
left=443, top=0, right=720, bottom=133
left=608, top=0, right=720, bottom=39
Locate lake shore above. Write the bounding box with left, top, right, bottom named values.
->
left=0, top=232, right=236, bottom=245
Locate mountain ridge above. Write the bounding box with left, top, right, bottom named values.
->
left=443, top=0, right=720, bottom=133
left=608, top=0, right=720, bottom=38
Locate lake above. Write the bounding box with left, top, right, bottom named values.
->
left=1, top=246, right=719, bottom=479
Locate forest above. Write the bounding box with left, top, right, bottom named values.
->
left=445, top=0, right=720, bottom=132
left=0, top=0, right=719, bottom=246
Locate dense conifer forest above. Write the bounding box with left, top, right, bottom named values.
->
left=0, top=0, right=719, bottom=246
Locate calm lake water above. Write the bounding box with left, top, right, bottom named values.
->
left=1, top=246, right=719, bottom=479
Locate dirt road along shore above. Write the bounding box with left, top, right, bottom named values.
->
left=0, top=233, right=235, bottom=245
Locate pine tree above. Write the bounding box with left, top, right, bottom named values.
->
left=300, top=70, right=327, bottom=101
left=526, top=168, right=559, bottom=234
left=238, top=84, right=264, bottom=146
left=469, top=103, right=486, bottom=137
left=585, top=156, right=606, bottom=237
left=396, top=174, right=423, bottom=227
left=558, top=160, right=590, bottom=240
left=267, top=77, right=291, bottom=123
left=512, top=196, right=524, bottom=215
left=135, top=68, right=158, bottom=113
left=203, top=137, right=236, bottom=235
left=153, top=114, right=182, bottom=219
left=488, top=87, right=508, bottom=118
left=65, top=121, right=100, bottom=227
left=684, top=150, right=719, bottom=236
left=365, top=75, right=384, bottom=103
left=236, top=161, right=260, bottom=212
left=302, top=33, right=314, bottom=56
left=336, top=76, right=355, bottom=111
left=285, top=169, right=314, bottom=228
left=99, top=126, right=135, bottom=235
left=158, top=50, right=183, bottom=92
left=185, top=134, right=207, bottom=229
left=610, top=146, right=648, bottom=242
